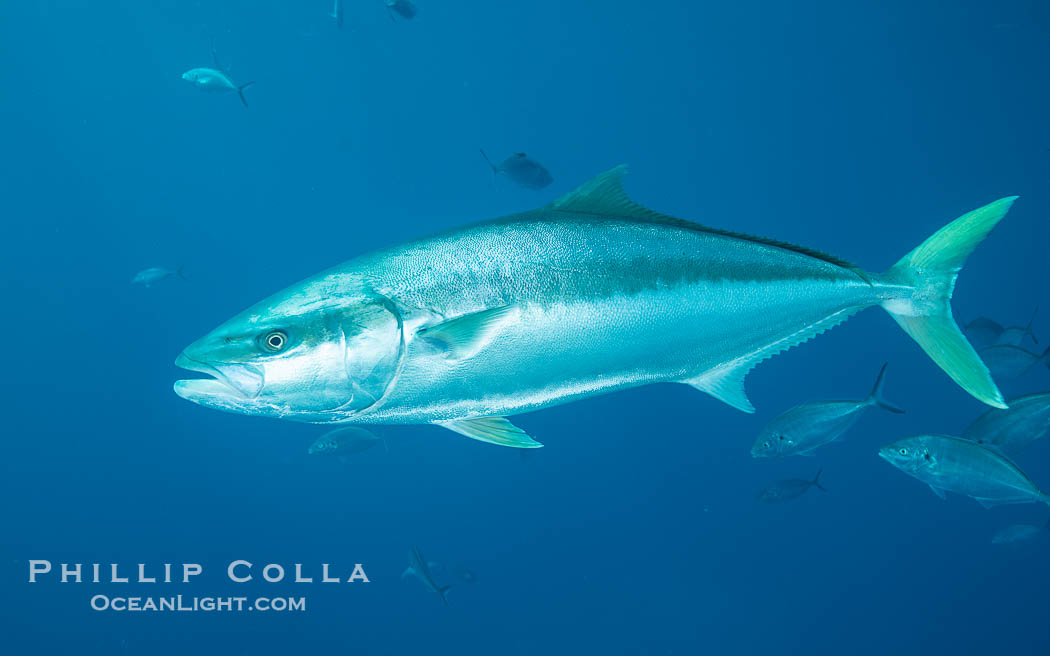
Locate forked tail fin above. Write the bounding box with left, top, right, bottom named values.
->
left=237, top=81, right=255, bottom=107
left=867, top=363, right=904, bottom=414
left=881, top=197, right=1017, bottom=409
left=1022, top=306, right=1038, bottom=344
left=811, top=469, right=826, bottom=492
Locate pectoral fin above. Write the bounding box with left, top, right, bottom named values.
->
left=401, top=567, right=415, bottom=580
left=439, top=416, right=543, bottom=448
left=685, top=365, right=755, bottom=413
left=928, top=484, right=947, bottom=500
left=418, top=306, right=517, bottom=360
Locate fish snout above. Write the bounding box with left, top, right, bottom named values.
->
left=876, top=445, right=898, bottom=465
left=174, top=350, right=265, bottom=400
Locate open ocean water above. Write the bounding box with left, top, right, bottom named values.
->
left=2, top=1, right=1049, bottom=654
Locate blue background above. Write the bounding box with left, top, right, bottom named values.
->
left=1, top=1, right=1048, bottom=654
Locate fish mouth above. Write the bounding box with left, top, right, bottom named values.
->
left=174, top=352, right=265, bottom=401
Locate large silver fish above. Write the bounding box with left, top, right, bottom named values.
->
left=879, top=435, right=1050, bottom=507
left=173, top=167, right=1014, bottom=448
left=750, top=363, right=903, bottom=458
left=979, top=344, right=1050, bottom=379
left=963, top=391, right=1050, bottom=451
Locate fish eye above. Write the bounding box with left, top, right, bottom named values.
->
left=762, top=441, right=770, bottom=449
left=261, top=330, right=288, bottom=352
left=923, top=452, right=932, bottom=461
left=898, top=448, right=909, bottom=456
left=777, top=435, right=785, bottom=441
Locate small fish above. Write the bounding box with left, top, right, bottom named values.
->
left=979, top=345, right=1050, bottom=379
left=330, top=0, right=343, bottom=27
left=879, top=435, right=1050, bottom=508
left=480, top=150, right=553, bottom=190
left=385, top=0, right=417, bottom=21
left=992, top=521, right=1050, bottom=545
left=965, top=317, right=1005, bottom=349
left=181, top=46, right=254, bottom=107
left=307, top=427, right=386, bottom=456
left=962, top=391, right=1050, bottom=451
left=757, top=470, right=826, bottom=503
left=131, top=266, right=185, bottom=287
left=402, top=546, right=451, bottom=605
left=751, top=363, right=903, bottom=458
left=996, top=308, right=1038, bottom=347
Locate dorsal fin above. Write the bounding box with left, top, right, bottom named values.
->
left=547, top=165, right=862, bottom=275
left=548, top=165, right=673, bottom=221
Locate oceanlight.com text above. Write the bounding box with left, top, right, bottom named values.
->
left=90, top=595, right=306, bottom=612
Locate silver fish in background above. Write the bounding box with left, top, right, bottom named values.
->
left=181, top=46, right=254, bottom=107
left=174, top=167, right=1014, bottom=448
left=132, top=266, right=185, bottom=287
left=991, top=521, right=1049, bottom=544
left=751, top=363, right=903, bottom=458
left=330, top=0, right=343, bottom=27
left=757, top=470, right=826, bottom=503
left=965, top=317, right=1005, bottom=349
left=402, top=546, right=451, bottom=605
left=307, top=426, right=386, bottom=456
left=996, top=308, right=1038, bottom=347
left=879, top=435, right=1050, bottom=507
left=962, top=391, right=1050, bottom=451
left=480, top=150, right=553, bottom=190
left=979, top=344, right=1050, bottom=379
left=386, top=0, right=417, bottom=21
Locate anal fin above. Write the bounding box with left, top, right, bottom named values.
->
left=682, top=307, right=863, bottom=414
left=685, top=365, right=755, bottom=413
left=439, top=416, right=543, bottom=449
left=929, top=484, right=947, bottom=500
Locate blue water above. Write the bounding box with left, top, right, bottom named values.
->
left=2, top=1, right=1049, bottom=654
